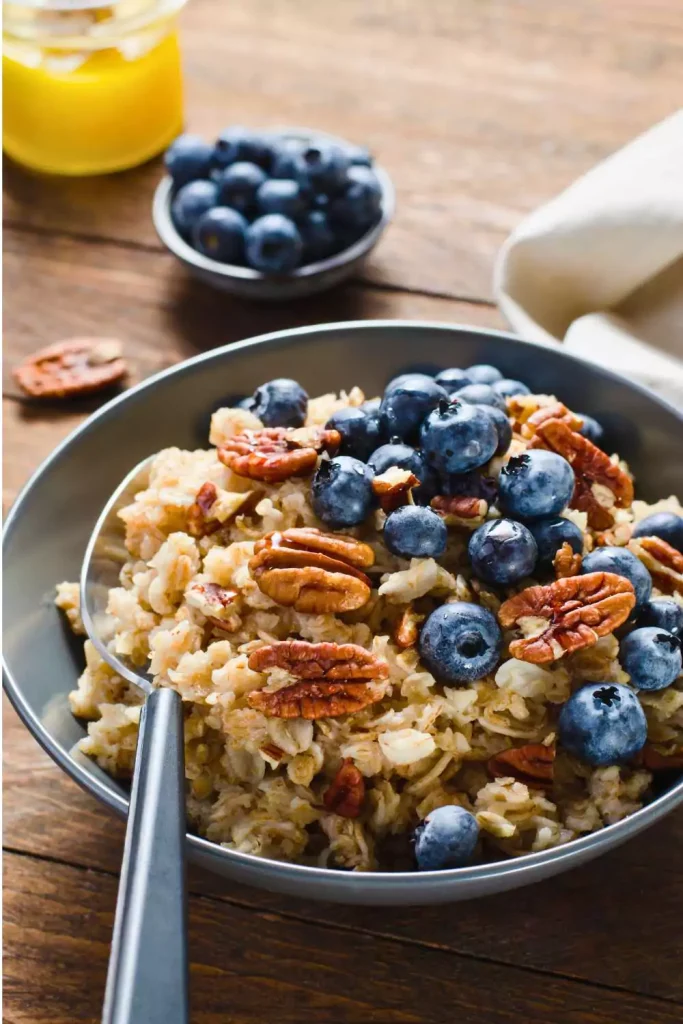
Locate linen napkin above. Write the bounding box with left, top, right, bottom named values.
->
left=494, top=110, right=683, bottom=407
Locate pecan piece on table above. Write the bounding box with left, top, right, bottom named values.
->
left=248, top=680, right=384, bottom=720
left=372, top=468, right=420, bottom=512
left=553, top=541, right=583, bottom=579
left=488, top=743, right=555, bottom=788
left=248, top=640, right=389, bottom=681
left=14, top=338, right=127, bottom=399
left=394, top=605, right=425, bottom=649
left=249, top=528, right=374, bottom=613
left=530, top=418, right=633, bottom=530
left=498, top=571, right=635, bottom=664
left=323, top=759, right=365, bottom=817
left=628, top=535, right=683, bottom=596
left=217, top=427, right=340, bottom=482
left=431, top=494, right=488, bottom=525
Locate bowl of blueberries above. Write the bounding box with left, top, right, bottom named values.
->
left=152, top=125, right=394, bottom=300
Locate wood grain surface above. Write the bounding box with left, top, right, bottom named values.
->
left=3, top=0, right=683, bottom=1021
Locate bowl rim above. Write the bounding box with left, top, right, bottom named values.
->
left=4, top=319, right=683, bottom=892
left=152, top=126, right=396, bottom=281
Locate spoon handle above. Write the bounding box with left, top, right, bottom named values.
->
left=102, top=686, right=189, bottom=1024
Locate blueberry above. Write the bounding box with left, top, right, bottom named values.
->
left=212, top=126, right=274, bottom=170
left=380, top=378, right=448, bottom=445
left=171, top=180, right=218, bottom=237
left=632, top=512, right=683, bottom=553
left=384, top=504, right=447, bottom=558
left=434, top=368, right=472, bottom=394
left=492, top=378, right=531, bottom=399
left=346, top=144, right=373, bottom=167
left=328, top=165, right=383, bottom=229
left=245, top=215, right=303, bottom=273
left=217, top=161, right=268, bottom=215
left=192, top=206, right=247, bottom=263
left=476, top=404, right=511, bottom=456
left=256, top=178, right=309, bottom=220
left=385, top=372, right=435, bottom=395
left=528, top=516, right=584, bottom=569
left=311, top=456, right=375, bottom=528
left=469, top=518, right=537, bottom=585
left=498, top=451, right=575, bottom=521
left=466, top=363, right=503, bottom=385
left=578, top=413, right=605, bottom=447
left=638, top=598, right=683, bottom=638
left=420, top=399, right=498, bottom=475
left=620, top=627, right=681, bottom=691
left=367, top=440, right=434, bottom=502
left=271, top=139, right=305, bottom=179
left=581, top=547, right=652, bottom=609
left=419, top=602, right=502, bottom=683
left=250, top=378, right=308, bottom=427
left=439, top=470, right=498, bottom=504
left=453, top=383, right=507, bottom=412
left=164, top=133, right=213, bottom=187
left=237, top=396, right=256, bottom=411
left=360, top=397, right=382, bottom=416
left=558, top=683, right=648, bottom=765
left=326, top=406, right=381, bottom=461
left=296, top=141, right=350, bottom=193
left=299, top=210, right=337, bottom=261
left=413, top=805, right=479, bottom=870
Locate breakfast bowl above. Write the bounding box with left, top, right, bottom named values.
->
left=4, top=321, right=683, bottom=905
left=152, top=128, right=395, bottom=301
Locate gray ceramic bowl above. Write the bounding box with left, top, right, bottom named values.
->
left=152, top=128, right=395, bottom=300
left=4, top=321, right=683, bottom=905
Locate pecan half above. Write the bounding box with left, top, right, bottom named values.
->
left=431, top=494, right=488, bottom=525
left=248, top=640, right=388, bottom=681
left=553, top=542, right=583, bottom=579
left=488, top=743, right=555, bottom=788
left=530, top=418, right=633, bottom=529
left=498, top=572, right=635, bottom=664
left=372, top=468, right=420, bottom=512
left=508, top=396, right=583, bottom=439
left=248, top=681, right=384, bottom=720
left=323, top=759, right=365, bottom=817
left=249, top=528, right=374, bottom=613
left=14, top=338, right=127, bottom=399
left=218, top=427, right=340, bottom=482
left=187, top=482, right=220, bottom=538
left=629, top=536, right=683, bottom=596
left=394, top=605, right=425, bottom=649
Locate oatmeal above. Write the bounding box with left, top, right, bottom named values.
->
left=57, top=368, right=683, bottom=871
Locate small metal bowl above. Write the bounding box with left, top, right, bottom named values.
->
left=152, top=128, right=395, bottom=300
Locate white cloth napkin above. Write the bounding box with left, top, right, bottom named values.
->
left=494, top=110, right=683, bottom=407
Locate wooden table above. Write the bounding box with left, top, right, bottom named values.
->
left=4, top=2, right=683, bottom=1021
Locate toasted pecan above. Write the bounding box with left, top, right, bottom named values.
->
left=248, top=681, right=384, bottom=720
left=530, top=418, right=633, bottom=530
left=638, top=744, right=683, bottom=771
left=249, top=528, right=374, bottom=613
left=507, top=396, right=583, bottom=439
left=187, top=482, right=221, bottom=538
left=14, top=338, right=127, bottom=399
left=488, top=743, right=555, bottom=788
left=628, top=535, right=683, bottom=596
left=218, top=427, right=340, bottom=482
left=394, top=605, right=425, bottom=649
left=498, top=572, right=635, bottom=664
left=248, top=640, right=388, bottom=681
left=431, top=494, right=488, bottom=524
left=372, top=468, right=420, bottom=512
left=553, top=542, right=583, bottom=579
left=185, top=581, right=241, bottom=632
left=323, top=759, right=365, bottom=817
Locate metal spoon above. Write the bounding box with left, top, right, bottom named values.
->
left=80, top=457, right=189, bottom=1024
